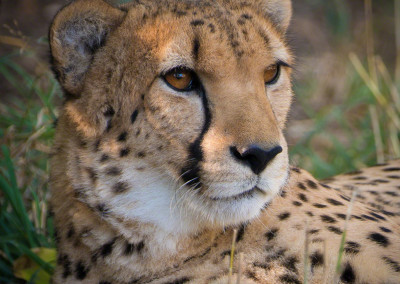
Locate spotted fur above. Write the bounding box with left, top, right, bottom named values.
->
left=49, top=0, right=400, bottom=283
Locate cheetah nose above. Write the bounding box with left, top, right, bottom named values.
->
left=230, top=145, right=283, bottom=175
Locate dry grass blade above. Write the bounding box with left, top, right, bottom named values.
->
left=333, top=189, right=358, bottom=283
left=228, top=229, right=238, bottom=284
left=236, top=252, right=243, bottom=284
left=369, top=106, right=385, bottom=164
left=395, top=0, right=400, bottom=81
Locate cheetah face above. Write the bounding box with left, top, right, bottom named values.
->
left=50, top=0, right=292, bottom=234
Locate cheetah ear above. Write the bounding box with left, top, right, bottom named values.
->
left=49, top=0, right=126, bottom=97
left=260, top=0, right=292, bottom=33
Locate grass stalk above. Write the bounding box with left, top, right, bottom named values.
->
left=228, top=229, right=238, bottom=284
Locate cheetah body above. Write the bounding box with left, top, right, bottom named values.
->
left=49, top=0, right=400, bottom=283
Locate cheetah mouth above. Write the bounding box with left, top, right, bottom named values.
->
left=208, top=186, right=266, bottom=201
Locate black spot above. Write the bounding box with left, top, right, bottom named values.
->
left=120, top=148, right=130, bottom=157
left=313, top=203, right=327, bottom=208
left=94, top=140, right=101, bottom=152
left=100, top=238, right=116, bottom=257
left=75, top=261, right=90, bottom=280
left=265, top=248, right=286, bottom=261
left=106, top=120, right=112, bottom=132
left=162, top=277, right=191, bottom=284
left=245, top=270, right=258, bottom=281
left=369, top=212, right=386, bottom=221
left=106, top=167, right=122, bottom=176
left=282, top=256, right=298, bottom=273
left=310, top=251, right=324, bottom=269
left=292, top=201, right=302, bottom=206
left=117, top=132, right=128, bottom=142
left=103, top=106, right=115, bottom=117
left=352, top=176, right=367, bottom=180
left=361, top=214, right=379, bottom=222
left=383, top=167, right=400, bottom=171
left=265, top=228, right=278, bottom=241
left=61, top=255, right=72, bottom=279
left=320, top=183, right=331, bottom=189
left=298, top=193, right=308, bottom=202
left=208, top=23, right=215, bottom=33
left=237, top=18, right=245, bottom=25
left=240, top=13, right=253, bottom=20
left=335, top=213, right=346, bottom=220
left=312, top=238, right=324, bottom=243
left=320, top=215, right=337, bottom=223
left=131, top=110, right=138, bottom=124
left=280, top=190, right=287, bottom=198
left=381, top=210, right=396, bottom=217
left=297, top=182, right=306, bottom=190
left=113, top=181, right=129, bottom=194
left=99, top=281, right=112, bottom=284
left=96, top=203, right=110, bottom=217
left=193, top=38, right=200, bottom=60
left=308, top=229, right=319, bottom=234
left=307, top=179, right=318, bottom=189
left=253, top=262, right=271, bottom=270
left=124, top=241, right=144, bottom=255
left=351, top=215, right=363, bottom=220
left=367, top=232, right=390, bottom=247
left=136, top=151, right=146, bottom=158
left=382, top=256, right=400, bottom=272
left=291, top=167, right=301, bottom=173
left=67, top=226, right=75, bottom=239
left=191, top=19, right=204, bottom=26
left=384, top=191, right=398, bottom=197
left=279, top=274, right=301, bottom=284
left=236, top=224, right=247, bottom=242
left=327, top=226, right=343, bottom=235
left=373, top=179, right=389, bottom=183
left=339, top=194, right=351, bottom=202
left=344, top=241, right=361, bottom=254
left=326, top=198, right=344, bottom=206
left=100, top=154, right=109, bottom=163
left=278, top=212, right=291, bottom=220
left=379, top=226, right=392, bottom=233
left=306, top=211, right=314, bottom=217
left=135, top=128, right=141, bottom=137
left=86, top=168, right=97, bottom=183
left=340, top=262, right=356, bottom=283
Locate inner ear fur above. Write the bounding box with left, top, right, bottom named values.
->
left=258, top=0, right=292, bottom=33
left=50, top=0, right=126, bottom=97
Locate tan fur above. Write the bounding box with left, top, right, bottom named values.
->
left=49, top=0, right=400, bottom=283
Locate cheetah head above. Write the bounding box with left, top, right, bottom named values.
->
left=50, top=0, right=293, bottom=236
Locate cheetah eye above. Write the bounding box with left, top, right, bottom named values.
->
left=163, top=67, right=196, bottom=92
left=264, top=64, right=280, bottom=85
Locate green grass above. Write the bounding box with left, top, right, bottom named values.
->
left=0, top=52, right=60, bottom=283
left=0, top=1, right=399, bottom=283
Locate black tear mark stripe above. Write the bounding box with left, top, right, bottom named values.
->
left=180, top=86, right=212, bottom=188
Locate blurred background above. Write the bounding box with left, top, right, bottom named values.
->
left=1, top=0, right=399, bottom=283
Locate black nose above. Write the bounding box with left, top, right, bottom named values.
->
left=230, top=145, right=283, bottom=175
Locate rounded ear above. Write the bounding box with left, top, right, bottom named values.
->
left=259, top=0, right=292, bottom=33
left=49, top=0, right=126, bottom=97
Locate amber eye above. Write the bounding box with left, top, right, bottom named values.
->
left=163, top=67, right=195, bottom=91
left=264, top=64, right=280, bottom=85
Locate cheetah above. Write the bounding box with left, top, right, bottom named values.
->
left=48, top=0, right=400, bottom=283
